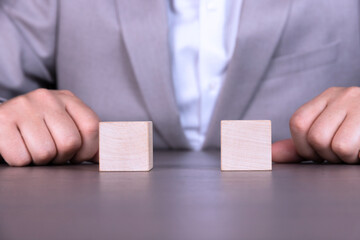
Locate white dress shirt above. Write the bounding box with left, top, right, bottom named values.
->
left=167, top=0, right=243, bottom=150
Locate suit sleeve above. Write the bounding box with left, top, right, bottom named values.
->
left=0, top=0, right=58, bottom=101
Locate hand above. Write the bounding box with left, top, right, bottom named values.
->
left=0, top=89, right=99, bottom=166
left=273, top=87, right=360, bottom=164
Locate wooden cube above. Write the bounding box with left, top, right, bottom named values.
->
left=99, top=121, right=153, bottom=171
left=221, top=120, right=272, bottom=171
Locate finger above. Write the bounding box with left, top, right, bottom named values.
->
left=331, top=114, right=360, bottom=164
left=61, top=95, right=99, bottom=163
left=272, top=139, right=303, bottom=163
left=0, top=123, right=31, bottom=167
left=89, top=151, right=99, bottom=163
left=18, top=117, right=57, bottom=165
left=306, top=106, right=345, bottom=163
left=290, top=96, right=328, bottom=161
left=44, top=111, right=82, bottom=165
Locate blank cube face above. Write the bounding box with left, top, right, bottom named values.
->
left=99, top=121, right=153, bottom=171
left=221, top=120, right=272, bottom=171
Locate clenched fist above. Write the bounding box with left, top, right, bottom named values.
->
left=273, top=87, right=360, bottom=164
left=0, top=89, right=99, bottom=166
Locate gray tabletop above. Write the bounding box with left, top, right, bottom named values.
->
left=1, top=151, right=360, bottom=240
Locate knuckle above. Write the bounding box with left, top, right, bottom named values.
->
left=33, top=147, right=57, bottom=165
left=12, top=95, right=31, bottom=109
left=81, top=119, right=99, bottom=136
left=326, top=86, right=340, bottom=94
left=342, top=86, right=360, bottom=98
left=289, top=113, right=307, bottom=134
left=58, top=89, right=75, bottom=97
left=1, top=96, right=34, bottom=120
left=307, top=130, right=328, bottom=150
left=32, top=88, right=52, bottom=98
left=28, top=88, right=58, bottom=105
left=8, top=156, right=32, bottom=167
left=331, top=140, right=354, bottom=160
left=29, top=89, right=62, bottom=108
left=57, top=135, right=82, bottom=154
left=0, top=110, right=9, bottom=123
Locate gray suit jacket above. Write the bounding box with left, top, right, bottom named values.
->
left=0, top=0, right=359, bottom=149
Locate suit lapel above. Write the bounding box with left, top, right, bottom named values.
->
left=115, top=0, right=190, bottom=148
left=203, top=0, right=292, bottom=148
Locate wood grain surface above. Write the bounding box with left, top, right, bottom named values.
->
left=99, top=121, right=153, bottom=171
left=1, top=151, right=360, bottom=240
left=221, top=120, right=272, bottom=171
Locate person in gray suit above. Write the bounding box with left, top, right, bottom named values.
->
left=0, top=0, right=359, bottom=166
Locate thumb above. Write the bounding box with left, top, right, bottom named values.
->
left=272, top=138, right=303, bottom=163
